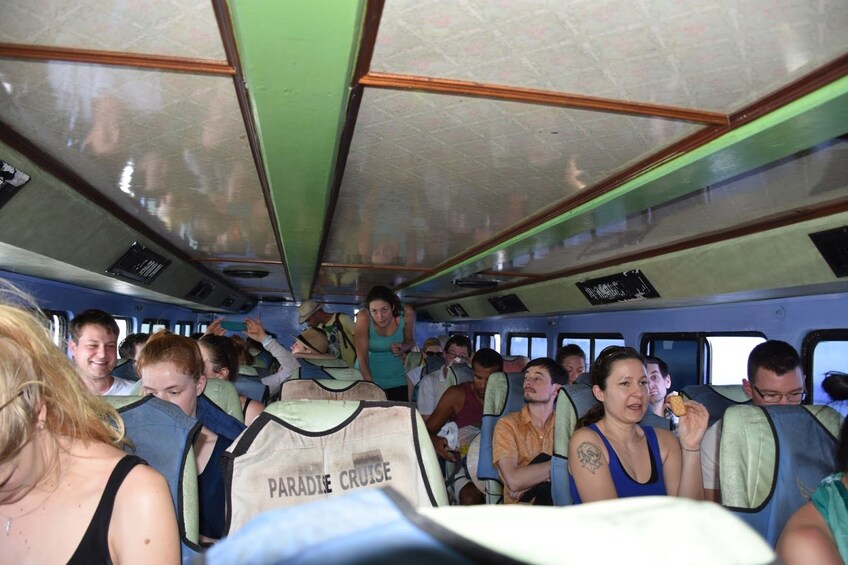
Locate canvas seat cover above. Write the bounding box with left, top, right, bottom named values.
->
left=551, top=384, right=599, bottom=505
left=223, top=400, right=448, bottom=534
left=106, top=395, right=201, bottom=564
left=721, top=405, right=842, bottom=545
left=478, top=372, right=526, bottom=504
left=279, top=379, right=387, bottom=401
left=681, top=384, right=751, bottom=426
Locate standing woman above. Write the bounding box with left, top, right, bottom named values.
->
left=0, top=294, right=179, bottom=564
left=568, top=346, right=708, bottom=503
left=355, top=285, right=415, bottom=401
left=137, top=332, right=245, bottom=542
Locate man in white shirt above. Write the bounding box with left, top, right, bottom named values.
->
left=701, top=340, right=806, bottom=502
left=417, top=335, right=472, bottom=422
left=69, top=309, right=134, bottom=395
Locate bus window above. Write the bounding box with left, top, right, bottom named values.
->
left=642, top=335, right=701, bottom=391
left=197, top=323, right=209, bottom=334
left=707, top=335, right=766, bottom=386
left=113, top=317, right=132, bottom=351
left=508, top=333, right=547, bottom=358
left=559, top=334, right=625, bottom=364
left=803, top=330, right=848, bottom=416
left=44, top=310, right=69, bottom=347
left=141, top=318, right=168, bottom=334
left=175, top=321, right=193, bottom=337
left=474, top=332, right=501, bottom=353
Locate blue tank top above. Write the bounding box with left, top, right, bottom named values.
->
left=366, top=313, right=406, bottom=389
left=570, top=423, right=666, bottom=504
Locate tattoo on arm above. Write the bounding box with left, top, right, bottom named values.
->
left=576, top=441, right=602, bottom=474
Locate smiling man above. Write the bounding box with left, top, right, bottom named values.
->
left=701, top=340, right=807, bottom=502
left=69, top=309, right=134, bottom=396
left=492, top=357, right=567, bottom=504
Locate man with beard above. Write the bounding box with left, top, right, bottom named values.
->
left=492, top=357, right=566, bottom=504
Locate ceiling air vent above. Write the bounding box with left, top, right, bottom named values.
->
left=220, top=295, right=236, bottom=308
left=106, top=242, right=170, bottom=285
left=809, top=226, right=848, bottom=278
left=453, top=277, right=499, bottom=289
left=186, top=280, right=215, bottom=301
left=0, top=159, right=31, bottom=209
left=223, top=268, right=269, bottom=279
left=446, top=303, right=468, bottom=318
left=489, top=294, right=528, bottom=314
left=577, top=269, right=660, bottom=306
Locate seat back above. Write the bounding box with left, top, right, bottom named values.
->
left=294, top=364, right=364, bottom=381
left=477, top=372, right=527, bottom=504
left=551, top=384, right=599, bottom=505
left=501, top=355, right=529, bottom=374
left=448, top=363, right=472, bottom=385
left=222, top=400, right=448, bottom=534
left=201, top=378, right=245, bottom=423
left=112, top=358, right=138, bottom=381
left=404, top=351, right=424, bottom=373
left=234, top=376, right=269, bottom=404
left=720, top=404, right=842, bottom=545
left=279, top=379, right=387, bottom=401
left=680, top=384, right=751, bottom=426
left=106, top=395, right=201, bottom=563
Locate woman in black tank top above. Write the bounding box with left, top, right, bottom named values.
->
left=0, top=290, right=180, bottom=563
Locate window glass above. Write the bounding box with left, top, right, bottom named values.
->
left=141, top=319, right=168, bottom=334
left=594, top=338, right=626, bottom=361
left=113, top=317, right=132, bottom=351
left=643, top=337, right=700, bottom=391
left=475, top=333, right=501, bottom=353
left=810, top=338, right=848, bottom=416
left=509, top=335, right=529, bottom=358
left=44, top=310, right=68, bottom=347
left=175, top=322, right=193, bottom=337
left=531, top=336, right=548, bottom=358
left=508, top=334, right=547, bottom=358
left=707, top=335, right=766, bottom=385
left=197, top=323, right=209, bottom=334
left=559, top=335, right=624, bottom=364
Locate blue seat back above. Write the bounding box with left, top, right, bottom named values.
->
left=234, top=376, right=269, bottom=403
left=478, top=372, right=526, bottom=504
left=551, top=384, right=599, bottom=505
left=680, top=384, right=751, bottom=427
left=106, top=395, right=202, bottom=563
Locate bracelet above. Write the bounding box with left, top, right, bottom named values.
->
left=681, top=447, right=700, bottom=452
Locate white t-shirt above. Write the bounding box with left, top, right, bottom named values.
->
left=700, top=420, right=722, bottom=490
left=416, top=368, right=450, bottom=418
left=105, top=376, right=136, bottom=396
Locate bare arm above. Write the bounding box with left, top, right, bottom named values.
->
left=665, top=401, right=708, bottom=500
left=112, top=464, right=180, bottom=565
left=354, top=312, right=373, bottom=382
left=493, top=419, right=552, bottom=494
left=426, top=386, right=463, bottom=461
left=244, top=398, right=264, bottom=426
left=567, top=428, right=617, bottom=503
left=777, top=503, right=842, bottom=565
left=390, top=305, right=416, bottom=356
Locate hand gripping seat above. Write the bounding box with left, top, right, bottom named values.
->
left=551, top=384, right=599, bottom=505
left=680, top=384, right=751, bottom=427
left=105, top=395, right=201, bottom=564
left=720, top=404, right=842, bottom=545
left=222, top=400, right=448, bottom=534
left=279, top=379, right=387, bottom=401
left=477, top=372, right=527, bottom=504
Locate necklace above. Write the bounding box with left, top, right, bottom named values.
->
left=1, top=458, right=70, bottom=536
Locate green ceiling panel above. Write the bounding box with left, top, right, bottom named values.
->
left=228, top=0, right=365, bottom=299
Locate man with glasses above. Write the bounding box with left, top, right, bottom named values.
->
left=701, top=340, right=807, bottom=502
left=417, top=335, right=472, bottom=423
left=406, top=337, right=444, bottom=399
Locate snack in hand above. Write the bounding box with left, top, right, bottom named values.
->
left=668, top=393, right=687, bottom=416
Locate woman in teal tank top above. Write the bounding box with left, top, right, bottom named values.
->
left=354, top=286, right=415, bottom=401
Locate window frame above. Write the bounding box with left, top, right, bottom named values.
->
left=43, top=309, right=69, bottom=348
left=557, top=332, right=625, bottom=364
left=801, top=329, right=848, bottom=406
left=141, top=318, right=170, bottom=334
left=474, top=332, right=502, bottom=353
left=507, top=332, right=549, bottom=359
left=174, top=321, right=194, bottom=337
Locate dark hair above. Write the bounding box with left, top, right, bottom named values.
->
left=747, top=340, right=801, bottom=382
left=822, top=371, right=848, bottom=472
left=472, top=348, right=503, bottom=372
left=523, top=357, right=567, bottom=386
left=230, top=335, right=255, bottom=366
left=578, top=346, right=646, bottom=427
left=119, top=333, right=149, bottom=360
left=365, top=285, right=402, bottom=318
left=644, top=355, right=669, bottom=377
left=555, top=344, right=586, bottom=366
left=445, top=334, right=473, bottom=355
left=198, top=335, right=239, bottom=381
left=69, top=309, right=119, bottom=343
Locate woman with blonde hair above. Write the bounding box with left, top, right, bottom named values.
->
left=0, top=290, right=179, bottom=563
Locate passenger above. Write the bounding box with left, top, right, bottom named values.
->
left=493, top=358, right=566, bottom=505
left=198, top=335, right=265, bottom=425
left=407, top=337, right=443, bottom=401
left=645, top=355, right=673, bottom=418
left=417, top=335, right=472, bottom=422
left=568, top=346, right=708, bottom=504
left=241, top=319, right=332, bottom=396
left=114, top=332, right=149, bottom=381
left=777, top=371, right=848, bottom=565
left=556, top=344, right=587, bottom=384
left=0, top=293, right=179, bottom=563
left=297, top=299, right=357, bottom=367
left=69, top=309, right=134, bottom=396
left=354, top=285, right=416, bottom=401
left=701, top=340, right=806, bottom=502
left=136, top=331, right=245, bottom=542
left=427, top=348, right=503, bottom=505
